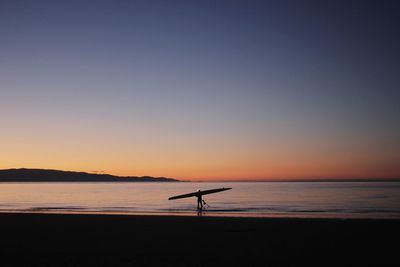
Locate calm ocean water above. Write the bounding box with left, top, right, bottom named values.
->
left=0, top=182, right=399, bottom=218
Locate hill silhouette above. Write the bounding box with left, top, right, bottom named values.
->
left=0, top=168, right=178, bottom=182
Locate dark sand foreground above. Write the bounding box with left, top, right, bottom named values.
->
left=0, top=213, right=399, bottom=266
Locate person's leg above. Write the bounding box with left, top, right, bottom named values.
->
left=197, top=197, right=201, bottom=210
left=198, top=196, right=203, bottom=210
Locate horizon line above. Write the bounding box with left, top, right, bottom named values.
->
left=185, top=178, right=400, bottom=183
left=2, top=168, right=400, bottom=182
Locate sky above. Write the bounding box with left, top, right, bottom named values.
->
left=1, top=0, right=399, bottom=180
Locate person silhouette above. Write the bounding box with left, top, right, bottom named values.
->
left=197, top=193, right=203, bottom=211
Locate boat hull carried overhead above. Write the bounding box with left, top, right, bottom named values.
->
left=168, top=187, right=232, bottom=200
left=168, top=187, right=232, bottom=211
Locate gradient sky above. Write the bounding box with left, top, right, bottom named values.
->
left=1, top=0, right=399, bottom=180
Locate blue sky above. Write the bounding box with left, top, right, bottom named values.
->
left=1, top=0, right=399, bottom=179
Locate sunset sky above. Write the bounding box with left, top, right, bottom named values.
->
left=1, top=0, right=399, bottom=180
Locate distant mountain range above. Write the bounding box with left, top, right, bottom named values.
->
left=0, top=169, right=179, bottom=182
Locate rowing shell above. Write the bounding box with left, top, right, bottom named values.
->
left=168, top=187, right=232, bottom=200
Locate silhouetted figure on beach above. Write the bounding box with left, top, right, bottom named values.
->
left=169, top=187, right=231, bottom=212
left=197, top=193, right=210, bottom=211
left=197, top=191, right=203, bottom=211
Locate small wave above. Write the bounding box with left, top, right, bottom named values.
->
left=28, top=206, right=86, bottom=211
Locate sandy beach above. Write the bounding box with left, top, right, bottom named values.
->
left=0, top=213, right=398, bottom=266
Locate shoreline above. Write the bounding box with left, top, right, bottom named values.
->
left=1, top=212, right=399, bottom=266
left=1, top=209, right=399, bottom=220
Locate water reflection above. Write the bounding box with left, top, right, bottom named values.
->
left=0, top=182, right=399, bottom=219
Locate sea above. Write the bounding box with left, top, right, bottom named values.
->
left=1, top=182, right=399, bottom=219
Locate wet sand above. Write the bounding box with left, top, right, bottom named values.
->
left=0, top=213, right=398, bottom=266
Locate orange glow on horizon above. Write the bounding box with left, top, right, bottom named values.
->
left=1, top=117, right=399, bottom=181
left=1, top=158, right=399, bottom=181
